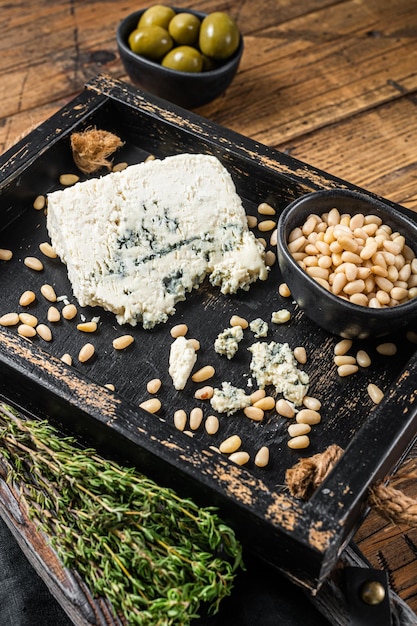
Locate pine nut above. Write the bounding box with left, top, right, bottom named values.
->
left=334, top=339, right=352, bottom=356
left=191, top=365, right=215, bottom=383
left=39, top=242, right=57, bottom=258
left=33, top=195, right=46, bottom=210
left=112, top=334, right=134, bottom=350
left=247, top=215, right=258, bottom=228
left=61, top=353, right=72, bottom=366
left=376, top=342, right=397, bottom=356
left=258, top=202, right=276, bottom=216
left=288, top=435, right=310, bottom=449
left=174, top=409, right=187, bottom=431
left=229, top=451, right=250, bottom=465
left=147, top=378, right=162, bottom=394
left=77, top=321, right=97, bottom=333
left=253, top=396, right=275, bottom=411
left=250, top=389, right=266, bottom=404
left=36, top=324, right=52, bottom=341
left=303, top=396, right=322, bottom=411
left=139, top=398, right=161, bottom=414
left=78, top=343, right=95, bottom=363
left=278, top=283, right=291, bottom=297
left=406, top=331, right=417, bottom=344
left=230, top=315, right=248, bottom=329
left=356, top=350, right=371, bottom=367
left=47, top=306, right=61, bottom=323
left=194, top=386, right=214, bottom=400
left=243, top=406, right=264, bottom=421
left=367, top=383, right=384, bottom=404
left=24, top=256, right=44, bottom=271
left=337, top=364, right=359, bottom=377
left=17, top=324, right=36, bottom=338
left=270, top=229, right=278, bottom=247
left=183, top=430, right=194, bottom=438
left=293, top=346, right=307, bottom=364
left=112, top=162, right=128, bottom=172
left=205, top=414, right=220, bottom=435
left=0, top=312, right=19, bottom=326
left=189, top=407, right=204, bottom=430
left=219, top=435, right=241, bottom=454
left=0, top=248, right=13, bottom=261
left=265, top=250, right=276, bottom=267
left=254, top=446, right=270, bottom=468
left=288, top=423, right=311, bottom=437
left=19, top=313, right=38, bottom=327
left=334, top=355, right=356, bottom=366
left=188, top=338, right=200, bottom=351
left=170, top=323, right=188, bottom=338
left=62, top=303, right=77, bottom=320
left=276, top=398, right=295, bottom=418
left=19, top=290, right=36, bottom=307
left=296, top=409, right=321, bottom=425
left=40, top=284, right=57, bottom=302
left=258, top=220, right=276, bottom=232
left=104, top=383, right=115, bottom=391
left=59, top=173, right=79, bottom=186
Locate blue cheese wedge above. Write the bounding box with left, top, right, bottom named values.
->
left=248, top=341, right=309, bottom=405
left=168, top=336, right=197, bottom=390
left=46, top=153, right=268, bottom=328
left=210, top=382, right=251, bottom=415
left=214, top=326, right=244, bottom=359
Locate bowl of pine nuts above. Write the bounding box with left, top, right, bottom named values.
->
left=277, top=188, right=417, bottom=338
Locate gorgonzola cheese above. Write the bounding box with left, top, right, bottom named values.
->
left=248, top=341, right=309, bottom=405
left=210, top=382, right=251, bottom=415
left=46, top=154, right=268, bottom=328
left=168, top=336, right=197, bottom=390
left=214, top=326, right=243, bottom=359
left=249, top=318, right=268, bottom=338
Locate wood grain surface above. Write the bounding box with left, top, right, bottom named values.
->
left=1, top=0, right=417, bottom=619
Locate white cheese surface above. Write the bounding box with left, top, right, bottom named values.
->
left=210, top=382, right=251, bottom=415
left=47, top=154, right=268, bottom=328
left=168, top=336, right=197, bottom=390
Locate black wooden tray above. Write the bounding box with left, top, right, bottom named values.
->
left=1, top=74, right=416, bottom=594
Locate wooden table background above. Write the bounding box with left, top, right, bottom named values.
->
left=1, top=0, right=417, bottom=617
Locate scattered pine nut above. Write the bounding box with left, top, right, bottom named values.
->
left=270, top=229, right=278, bottom=247
left=174, top=409, right=187, bottom=431
left=337, top=363, right=359, bottom=377
left=288, top=423, right=311, bottom=437
left=104, top=383, right=115, bottom=391
left=334, top=355, right=356, bottom=366
left=0, top=248, right=13, bottom=261
left=250, top=389, right=266, bottom=404
left=77, top=321, right=98, bottom=333
left=334, top=339, right=352, bottom=356
left=33, top=195, right=46, bottom=210
left=59, top=173, right=79, bottom=186
left=303, top=396, right=322, bottom=411
left=254, top=446, right=270, bottom=468
left=219, top=435, right=241, bottom=454
left=0, top=312, right=19, bottom=326
left=288, top=435, right=310, bottom=449
left=191, top=365, right=215, bottom=383
left=36, top=324, right=52, bottom=342
left=61, top=353, right=72, bottom=366
left=17, top=324, right=36, bottom=338
left=265, top=250, right=276, bottom=267
left=296, top=409, right=321, bottom=425
left=194, top=386, right=214, bottom=400
left=247, top=215, right=258, bottom=228
left=40, top=284, right=57, bottom=302
left=139, top=398, right=161, bottom=414
left=189, top=407, right=203, bottom=430
left=356, top=350, right=371, bottom=367
left=205, top=414, right=219, bottom=435
left=112, top=334, right=134, bottom=350
left=147, top=378, right=162, bottom=394
left=183, top=430, right=194, bottom=437
left=406, top=331, right=417, bottom=344
left=19, top=290, right=36, bottom=307
left=278, top=283, right=291, bottom=298
left=376, top=342, right=397, bottom=356
left=112, top=162, right=128, bottom=172
left=24, top=256, right=44, bottom=271
left=293, top=346, right=307, bottom=364
left=188, top=338, right=200, bottom=351
left=243, top=406, right=264, bottom=421
left=47, top=306, right=61, bottom=323
left=258, top=220, right=276, bottom=232
left=229, top=451, right=250, bottom=465
left=276, top=398, right=295, bottom=418
left=230, top=315, right=248, bottom=329
left=170, top=323, right=188, bottom=338
left=78, top=343, right=95, bottom=363
left=253, top=396, right=275, bottom=411
left=62, top=303, right=77, bottom=320
left=19, top=313, right=38, bottom=327
left=367, top=383, right=384, bottom=404
left=258, top=202, right=276, bottom=216
left=39, top=242, right=57, bottom=258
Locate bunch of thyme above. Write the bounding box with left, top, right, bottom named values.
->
left=0, top=403, right=243, bottom=625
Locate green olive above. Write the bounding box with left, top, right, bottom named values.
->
left=168, top=12, right=201, bottom=46
left=137, top=5, right=176, bottom=30
left=128, top=25, right=173, bottom=61
left=161, top=46, right=203, bottom=73
left=199, top=12, right=240, bottom=60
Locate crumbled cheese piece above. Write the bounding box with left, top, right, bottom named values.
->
left=46, top=153, right=268, bottom=328
left=271, top=309, right=291, bottom=324
left=249, top=318, right=268, bottom=338
left=210, top=382, right=251, bottom=415
left=168, top=336, right=197, bottom=390
left=248, top=341, right=309, bottom=405
left=214, top=326, right=244, bottom=359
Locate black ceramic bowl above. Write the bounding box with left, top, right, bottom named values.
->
left=277, top=189, right=417, bottom=339
left=116, top=7, right=243, bottom=109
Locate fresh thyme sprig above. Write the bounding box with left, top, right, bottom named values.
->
left=0, top=403, right=243, bottom=625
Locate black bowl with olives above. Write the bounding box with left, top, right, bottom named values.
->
left=116, top=6, right=244, bottom=109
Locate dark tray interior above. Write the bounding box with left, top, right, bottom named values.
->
left=1, top=75, right=417, bottom=591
